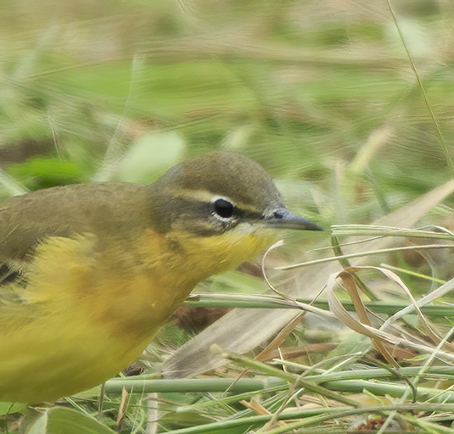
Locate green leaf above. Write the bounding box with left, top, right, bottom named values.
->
left=7, top=158, right=84, bottom=190
left=0, top=401, right=27, bottom=415
left=117, top=130, right=185, bottom=183
left=25, top=407, right=115, bottom=434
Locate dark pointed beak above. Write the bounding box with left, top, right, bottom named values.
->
left=266, top=207, right=322, bottom=231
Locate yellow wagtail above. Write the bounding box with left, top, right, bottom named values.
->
left=0, top=151, right=321, bottom=403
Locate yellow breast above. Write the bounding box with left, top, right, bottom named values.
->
left=0, top=224, right=276, bottom=403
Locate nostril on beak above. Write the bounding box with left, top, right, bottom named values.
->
left=273, top=210, right=285, bottom=219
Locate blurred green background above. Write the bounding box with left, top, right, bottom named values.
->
left=2, top=1, right=454, bottom=432
left=1, top=0, right=453, bottom=230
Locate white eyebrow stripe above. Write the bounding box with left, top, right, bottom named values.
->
left=172, top=189, right=258, bottom=213
left=210, top=195, right=233, bottom=204
left=172, top=189, right=218, bottom=202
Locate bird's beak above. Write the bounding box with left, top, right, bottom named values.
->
left=266, top=206, right=322, bottom=231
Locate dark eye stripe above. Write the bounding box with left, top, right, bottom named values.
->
left=231, top=207, right=263, bottom=222
left=212, top=198, right=264, bottom=222
left=168, top=195, right=266, bottom=237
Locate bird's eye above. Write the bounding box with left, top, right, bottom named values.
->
left=213, top=198, right=234, bottom=219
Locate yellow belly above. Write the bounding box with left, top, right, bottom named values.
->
left=0, top=227, right=276, bottom=403
left=0, top=318, right=150, bottom=403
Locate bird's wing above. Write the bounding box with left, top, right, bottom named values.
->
left=0, top=182, right=150, bottom=307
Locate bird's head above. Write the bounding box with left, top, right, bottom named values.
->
left=147, top=151, right=321, bottom=238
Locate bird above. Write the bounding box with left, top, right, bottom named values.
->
left=0, top=151, right=321, bottom=403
